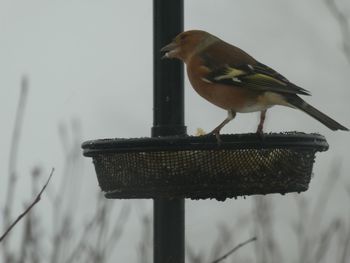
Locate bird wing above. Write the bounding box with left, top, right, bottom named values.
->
left=205, top=62, right=311, bottom=96
left=204, top=62, right=311, bottom=96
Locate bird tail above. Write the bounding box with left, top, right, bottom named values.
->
left=286, top=96, right=349, bottom=131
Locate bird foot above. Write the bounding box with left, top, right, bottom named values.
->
left=208, top=129, right=223, bottom=145
left=256, top=127, right=265, bottom=140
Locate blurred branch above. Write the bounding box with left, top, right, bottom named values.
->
left=50, top=120, right=83, bottom=263
left=293, top=196, right=310, bottom=263
left=210, top=237, right=257, bottom=263
left=324, top=0, right=350, bottom=63
left=91, top=198, right=111, bottom=263
left=253, top=196, right=282, bottom=263
left=65, top=195, right=129, bottom=263
left=64, top=212, right=99, bottom=263
left=313, top=218, right=341, bottom=263
left=105, top=204, right=130, bottom=261
left=186, top=244, right=204, bottom=263
left=0, top=168, right=54, bottom=243
left=18, top=168, right=43, bottom=263
left=293, top=160, right=344, bottom=263
left=310, top=161, right=341, bottom=232
left=137, top=214, right=152, bottom=263
left=340, top=188, right=350, bottom=263
left=210, top=223, right=234, bottom=261
left=340, top=225, right=350, bottom=263
left=2, top=76, right=29, bottom=250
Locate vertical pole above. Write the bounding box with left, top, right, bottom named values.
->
left=152, top=1, right=185, bottom=263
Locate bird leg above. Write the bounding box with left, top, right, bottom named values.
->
left=209, top=110, right=236, bottom=143
left=256, top=109, right=267, bottom=136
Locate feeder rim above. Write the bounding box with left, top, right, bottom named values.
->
left=82, top=132, right=329, bottom=156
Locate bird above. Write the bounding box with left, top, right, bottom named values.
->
left=161, top=30, right=348, bottom=142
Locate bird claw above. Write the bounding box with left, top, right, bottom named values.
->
left=256, top=127, right=265, bottom=140
left=207, top=129, right=223, bottom=145
left=215, top=133, right=223, bottom=145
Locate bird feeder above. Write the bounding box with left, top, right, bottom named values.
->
left=82, top=1, right=328, bottom=262
left=82, top=133, right=328, bottom=200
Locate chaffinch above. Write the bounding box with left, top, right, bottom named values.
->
left=161, top=30, right=348, bottom=141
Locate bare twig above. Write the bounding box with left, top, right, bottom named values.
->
left=2, top=76, right=29, bottom=254
left=311, top=161, right=341, bottom=232
left=210, top=224, right=234, bottom=261
left=18, top=168, right=42, bottom=263
left=91, top=199, right=111, bottom=263
left=105, top=204, right=130, bottom=261
left=137, top=214, right=152, bottom=263
left=253, top=196, right=282, bottom=263
left=324, top=0, right=350, bottom=63
left=65, top=195, right=110, bottom=263
left=50, top=120, right=83, bottom=263
left=293, top=196, right=311, bottom=263
left=0, top=168, right=54, bottom=243
left=313, top=219, right=341, bottom=263
left=1, top=77, right=28, bottom=262
left=340, top=225, right=350, bottom=263
left=210, top=237, right=257, bottom=263
left=340, top=190, right=350, bottom=263
left=293, top=160, right=344, bottom=263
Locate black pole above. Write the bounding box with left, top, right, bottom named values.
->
left=152, top=1, right=185, bottom=263
left=152, top=0, right=185, bottom=137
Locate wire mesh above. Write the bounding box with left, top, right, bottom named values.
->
left=82, top=133, right=328, bottom=200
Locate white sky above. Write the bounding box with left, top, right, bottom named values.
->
left=0, top=0, right=349, bottom=262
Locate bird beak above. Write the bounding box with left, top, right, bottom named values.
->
left=160, top=41, right=178, bottom=59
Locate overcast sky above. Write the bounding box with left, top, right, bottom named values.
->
left=1, top=0, right=349, bottom=262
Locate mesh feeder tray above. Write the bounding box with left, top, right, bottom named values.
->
left=82, top=132, right=328, bottom=200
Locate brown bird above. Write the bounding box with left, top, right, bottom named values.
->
left=161, top=30, right=348, bottom=141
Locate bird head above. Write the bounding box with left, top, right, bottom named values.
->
left=161, top=30, right=215, bottom=62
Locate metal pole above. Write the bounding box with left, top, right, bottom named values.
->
left=152, top=1, right=185, bottom=263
